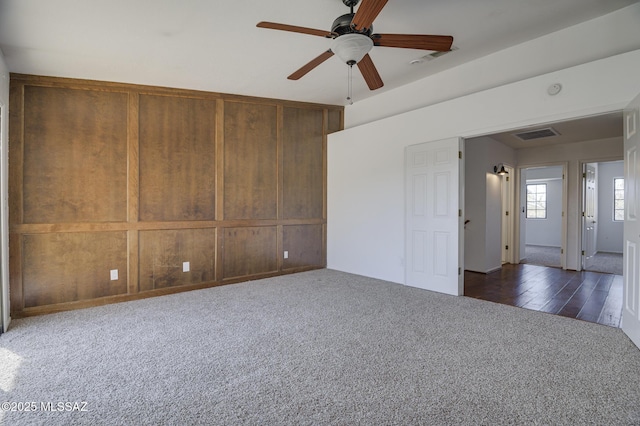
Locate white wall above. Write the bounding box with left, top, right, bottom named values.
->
left=345, top=3, right=640, bottom=129
left=328, top=49, right=640, bottom=285
left=0, top=49, right=9, bottom=332
left=464, top=136, right=515, bottom=272
left=597, top=161, right=624, bottom=253
left=524, top=166, right=564, bottom=247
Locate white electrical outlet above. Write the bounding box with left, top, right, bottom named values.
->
left=183, top=261, right=190, bottom=272
left=284, top=251, right=289, bottom=259
left=110, top=269, right=118, bottom=280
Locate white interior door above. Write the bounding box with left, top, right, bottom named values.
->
left=623, top=92, right=640, bottom=349
left=583, top=163, right=597, bottom=270
left=405, top=138, right=463, bottom=296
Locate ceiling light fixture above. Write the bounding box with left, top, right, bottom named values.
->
left=331, top=34, right=374, bottom=105
left=331, top=33, right=374, bottom=65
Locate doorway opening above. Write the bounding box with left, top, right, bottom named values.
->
left=580, top=160, right=624, bottom=275
left=519, top=165, right=567, bottom=269
left=462, top=111, right=623, bottom=328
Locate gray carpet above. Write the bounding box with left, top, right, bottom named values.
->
left=523, top=245, right=623, bottom=275
left=522, top=245, right=562, bottom=268
left=588, top=251, right=624, bottom=275
left=1, top=269, right=640, bottom=425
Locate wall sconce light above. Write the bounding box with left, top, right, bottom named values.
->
left=494, top=164, right=508, bottom=175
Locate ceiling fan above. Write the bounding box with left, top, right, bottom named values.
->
left=257, top=0, right=454, bottom=91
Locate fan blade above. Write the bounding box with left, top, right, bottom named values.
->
left=357, top=54, right=383, bottom=90
left=257, top=21, right=333, bottom=38
left=288, top=50, right=335, bottom=80
left=352, top=0, right=388, bottom=32
left=373, top=33, right=453, bottom=51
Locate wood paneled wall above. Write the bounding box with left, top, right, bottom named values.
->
left=9, top=74, right=343, bottom=317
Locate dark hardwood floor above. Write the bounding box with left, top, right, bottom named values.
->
left=464, top=263, right=623, bottom=327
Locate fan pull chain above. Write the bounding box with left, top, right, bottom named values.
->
left=346, top=64, right=354, bottom=105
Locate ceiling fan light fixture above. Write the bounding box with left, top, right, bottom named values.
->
left=331, top=33, right=373, bottom=65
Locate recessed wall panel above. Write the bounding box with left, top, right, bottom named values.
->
left=139, top=95, right=217, bottom=221
left=327, top=109, right=343, bottom=134
left=23, top=232, right=128, bottom=307
left=139, top=228, right=216, bottom=291
left=283, top=107, right=324, bottom=219
left=224, top=102, right=277, bottom=220
left=23, top=86, right=128, bottom=223
left=223, top=226, right=277, bottom=279
left=283, top=225, right=323, bottom=269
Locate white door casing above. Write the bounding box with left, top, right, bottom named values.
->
left=623, top=92, right=640, bottom=349
left=501, top=167, right=514, bottom=264
left=405, top=138, right=463, bottom=296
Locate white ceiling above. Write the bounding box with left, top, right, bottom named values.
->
left=0, top=0, right=637, bottom=106
left=483, top=112, right=623, bottom=149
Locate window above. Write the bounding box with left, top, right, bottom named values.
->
left=614, top=178, right=624, bottom=221
left=526, top=184, right=547, bottom=219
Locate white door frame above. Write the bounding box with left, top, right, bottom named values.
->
left=577, top=157, right=624, bottom=271
left=459, top=109, right=628, bottom=293
left=512, top=162, right=569, bottom=269
left=501, top=165, right=516, bottom=264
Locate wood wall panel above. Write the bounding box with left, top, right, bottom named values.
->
left=283, top=107, right=324, bottom=219
left=328, top=109, right=343, bottom=134
left=224, top=102, right=278, bottom=220
left=9, top=74, right=342, bottom=317
left=223, top=226, right=277, bottom=279
left=22, top=232, right=128, bottom=308
left=283, top=224, right=324, bottom=270
left=22, top=86, right=128, bottom=223
left=139, top=228, right=216, bottom=291
left=139, top=95, right=217, bottom=221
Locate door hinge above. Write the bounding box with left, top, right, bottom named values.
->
left=458, top=267, right=461, bottom=275
left=582, top=250, right=585, bottom=256
left=458, top=151, right=462, bottom=159
left=506, top=176, right=510, bottom=182
left=561, top=249, right=564, bottom=254
left=582, top=211, right=585, bottom=217
left=505, top=245, right=509, bottom=250
left=505, top=211, right=509, bottom=216
left=459, top=209, right=462, bottom=217
left=583, top=172, right=586, bottom=178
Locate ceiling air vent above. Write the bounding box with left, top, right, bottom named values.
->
left=514, top=127, right=560, bottom=141
left=421, top=45, right=459, bottom=61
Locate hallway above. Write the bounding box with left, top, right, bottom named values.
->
left=465, top=263, right=623, bottom=327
